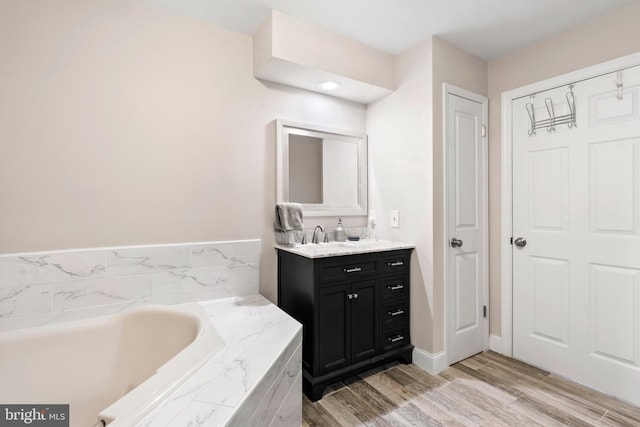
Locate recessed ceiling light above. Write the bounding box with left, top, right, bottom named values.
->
left=318, top=81, right=341, bottom=91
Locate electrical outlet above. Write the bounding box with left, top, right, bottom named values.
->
left=390, top=210, right=399, bottom=228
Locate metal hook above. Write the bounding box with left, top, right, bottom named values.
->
left=616, top=71, right=623, bottom=100
left=566, top=84, right=576, bottom=128
left=526, top=102, right=536, bottom=136
left=544, top=98, right=555, bottom=132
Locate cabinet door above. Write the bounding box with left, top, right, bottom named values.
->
left=350, top=280, right=378, bottom=363
left=318, top=284, right=350, bottom=374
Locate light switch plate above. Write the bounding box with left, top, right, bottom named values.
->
left=390, top=210, right=399, bottom=228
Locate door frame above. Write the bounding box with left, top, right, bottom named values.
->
left=443, top=83, right=489, bottom=366
left=499, top=52, right=640, bottom=357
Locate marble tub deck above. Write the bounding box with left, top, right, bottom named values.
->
left=137, top=294, right=302, bottom=426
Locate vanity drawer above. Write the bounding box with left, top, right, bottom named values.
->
left=320, top=256, right=378, bottom=284
left=382, top=277, right=408, bottom=299
left=382, top=252, right=409, bottom=274
left=383, top=299, right=408, bottom=326
left=383, top=326, right=409, bottom=351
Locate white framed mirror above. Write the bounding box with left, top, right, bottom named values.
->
left=276, top=119, right=368, bottom=217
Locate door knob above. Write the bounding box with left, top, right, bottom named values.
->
left=514, top=237, right=527, bottom=248
left=450, top=238, right=463, bottom=248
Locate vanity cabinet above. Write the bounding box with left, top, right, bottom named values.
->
left=318, top=279, right=377, bottom=373
left=277, top=247, right=413, bottom=401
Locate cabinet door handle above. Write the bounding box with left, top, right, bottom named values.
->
left=387, top=261, right=404, bottom=267
left=352, top=293, right=359, bottom=299
left=387, top=284, right=404, bottom=290
left=347, top=293, right=353, bottom=300
left=344, top=267, right=362, bottom=273
left=388, top=335, right=404, bottom=343
left=388, top=309, right=404, bottom=316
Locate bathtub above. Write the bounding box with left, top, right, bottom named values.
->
left=0, top=303, right=224, bottom=427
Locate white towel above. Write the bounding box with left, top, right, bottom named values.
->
left=275, top=203, right=304, bottom=231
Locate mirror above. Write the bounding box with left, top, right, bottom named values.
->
left=277, top=119, right=368, bottom=217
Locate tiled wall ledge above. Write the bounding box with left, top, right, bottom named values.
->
left=0, top=240, right=260, bottom=332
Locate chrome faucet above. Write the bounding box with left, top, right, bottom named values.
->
left=312, top=225, right=329, bottom=244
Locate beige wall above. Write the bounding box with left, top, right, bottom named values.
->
left=487, top=1, right=640, bottom=335
left=367, top=38, right=434, bottom=351
left=367, top=37, right=486, bottom=354
left=0, top=0, right=366, bottom=303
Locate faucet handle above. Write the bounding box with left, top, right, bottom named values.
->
left=324, top=233, right=329, bottom=243
left=301, top=233, right=307, bottom=245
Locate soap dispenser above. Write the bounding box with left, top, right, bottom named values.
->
left=335, top=218, right=346, bottom=242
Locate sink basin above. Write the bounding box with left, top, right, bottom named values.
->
left=303, top=241, right=371, bottom=249
left=333, top=241, right=376, bottom=248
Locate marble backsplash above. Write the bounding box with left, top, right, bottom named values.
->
left=0, top=240, right=260, bottom=332
left=275, top=226, right=369, bottom=246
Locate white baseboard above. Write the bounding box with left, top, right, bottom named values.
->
left=412, top=347, right=447, bottom=374
left=489, top=334, right=504, bottom=354
left=412, top=338, right=504, bottom=375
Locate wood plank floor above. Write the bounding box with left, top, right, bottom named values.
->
left=302, top=351, right=640, bottom=426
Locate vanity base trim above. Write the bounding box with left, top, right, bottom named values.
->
left=302, top=344, right=413, bottom=401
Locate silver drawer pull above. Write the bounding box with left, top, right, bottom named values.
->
left=387, top=284, right=404, bottom=290
left=388, top=261, right=404, bottom=267
left=388, top=310, right=404, bottom=316
left=344, top=267, right=362, bottom=273
left=388, top=335, right=404, bottom=343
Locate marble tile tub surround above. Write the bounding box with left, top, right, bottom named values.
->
left=137, top=295, right=302, bottom=427
left=0, top=240, right=260, bottom=332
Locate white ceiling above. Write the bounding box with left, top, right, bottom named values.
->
left=144, top=0, right=636, bottom=59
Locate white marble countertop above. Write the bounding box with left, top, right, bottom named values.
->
left=275, top=239, right=414, bottom=259
left=137, top=295, right=302, bottom=426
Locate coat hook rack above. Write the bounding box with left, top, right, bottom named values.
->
left=526, top=84, right=576, bottom=136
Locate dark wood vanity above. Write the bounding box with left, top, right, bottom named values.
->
left=276, top=243, right=414, bottom=401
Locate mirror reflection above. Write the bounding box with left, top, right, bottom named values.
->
left=277, top=120, right=368, bottom=217
left=289, top=135, right=359, bottom=205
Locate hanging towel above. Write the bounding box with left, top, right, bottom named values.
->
left=275, top=203, right=304, bottom=231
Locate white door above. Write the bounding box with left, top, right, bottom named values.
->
left=513, top=67, right=640, bottom=406
left=445, top=87, right=488, bottom=365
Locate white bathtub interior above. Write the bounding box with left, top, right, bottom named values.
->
left=0, top=303, right=223, bottom=427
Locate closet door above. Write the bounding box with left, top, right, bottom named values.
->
left=445, top=90, right=488, bottom=365
left=512, top=66, right=640, bottom=406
